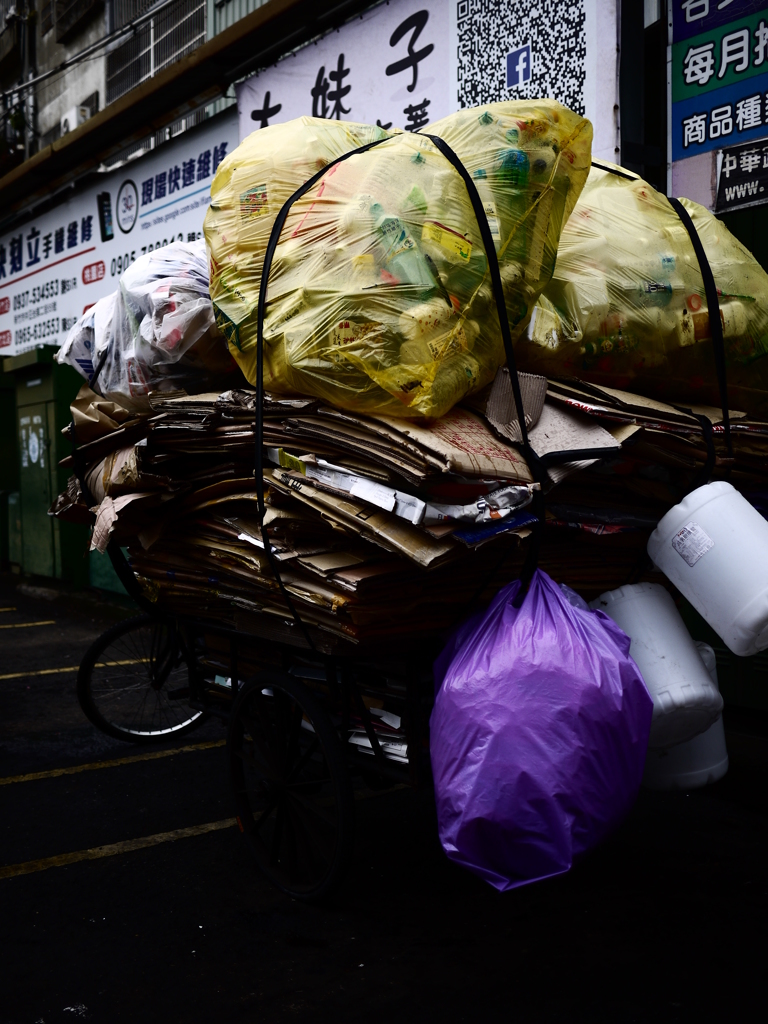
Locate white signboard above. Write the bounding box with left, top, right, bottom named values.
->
left=237, top=0, right=618, bottom=163
left=237, top=1, right=450, bottom=137
left=0, top=109, right=239, bottom=358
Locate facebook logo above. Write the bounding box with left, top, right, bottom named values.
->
left=506, top=44, right=532, bottom=88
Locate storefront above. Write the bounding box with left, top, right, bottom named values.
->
left=0, top=109, right=238, bottom=580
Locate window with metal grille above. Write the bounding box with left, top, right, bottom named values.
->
left=55, top=0, right=103, bottom=43
left=106, top=0, right=206, bottom=104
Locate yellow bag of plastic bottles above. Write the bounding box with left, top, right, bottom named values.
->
left=516, top=161, right=768, bottom=418
left=205, top=104, right=592, bottom=419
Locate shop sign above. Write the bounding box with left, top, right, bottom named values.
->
left=715, top=133, right=768, bottom=209
left=670, top=1, right=768, bottom=162
left=238, top=1, right=618, bottom=164
left=237, top=1, right=450, bottom=138
left=0, top=109, right=238, bottom=358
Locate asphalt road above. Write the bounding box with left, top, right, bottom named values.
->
left=2, top=575, right=767, bottom=1024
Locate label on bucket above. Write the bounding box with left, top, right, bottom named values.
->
left=671, top=521, right=714, bottom=567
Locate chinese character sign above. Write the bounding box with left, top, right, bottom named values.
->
left=673, top=1, right=766, bottom=42
left=0, top=110, right=238, bottom=357
left=715, top=136, right=768, bottom=210
left=237, top=0, right=618, bottom=170
left=671, top=2, right=768, bottom=160
left=236, top=0, right=449, bottom=139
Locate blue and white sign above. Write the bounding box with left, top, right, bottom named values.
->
left=669, top=0, right=768, bottom=208
left=506, top=43, right=533, bottom=89
left=0, top=109, right=238, bottom=357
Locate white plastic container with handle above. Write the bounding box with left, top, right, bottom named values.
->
left=642, top=642, right=729, bottom=790
left=647, top=481, right=768, bottom=657
left=589, top=583, right=722, bottom=748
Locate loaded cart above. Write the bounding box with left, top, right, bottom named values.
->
left=68, top=108, right=582, bottom=900
left=57, top=99, right=768, bottom=897
left=70, top=120, right=567, bottom=900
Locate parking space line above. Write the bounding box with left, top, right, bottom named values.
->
left=0, top=819, right=236, bottom=880
left=0, top=607, right=16, bottom=612
left=0, top=786, right=408, bottom=880
left=0, top=739, right=227, bottom=786
left=0, top=620, right=56, bottom=630
left=0, top=658, right=145, bottom=681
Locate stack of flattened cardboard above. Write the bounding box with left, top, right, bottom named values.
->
left=525, top=377, right=768, bottom=599
left=58, top=368, right=768, bottom=640
left=72, top=388, right=549, bottom=647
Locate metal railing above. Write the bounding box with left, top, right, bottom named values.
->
left=111, top=0, right=157, bottom=31
left=106, top=0, right=206, bottom=105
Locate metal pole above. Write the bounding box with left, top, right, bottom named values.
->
left=22, top=3, right=29, bottom=161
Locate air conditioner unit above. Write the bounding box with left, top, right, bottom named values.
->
left=60, top=105, right=89, bottom=135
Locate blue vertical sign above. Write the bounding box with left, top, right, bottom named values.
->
left=670, top=1, right=768, bottom=162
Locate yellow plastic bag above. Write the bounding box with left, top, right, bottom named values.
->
left=205, top=103, right=592, bottom=419
left=517, top=162, right=768, bottom=418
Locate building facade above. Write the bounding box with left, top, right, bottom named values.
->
left=0, top=0, right=268, bottom=175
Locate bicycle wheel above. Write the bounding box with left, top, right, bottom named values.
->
left=77, top=614, right=205, bottom=742
left=228, top=672, right=355, bottom=901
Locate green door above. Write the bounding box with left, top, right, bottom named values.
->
left=19, top=402, right=54, bottom=577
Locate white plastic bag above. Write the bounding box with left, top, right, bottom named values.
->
left=57, top=240, right=235, bottom=410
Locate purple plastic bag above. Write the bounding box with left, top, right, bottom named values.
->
left=430, top=569, right=653, bottom=891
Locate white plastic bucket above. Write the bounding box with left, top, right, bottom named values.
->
left=589, top=582, right=723, bottom=748
left=642, top=642, right=729, bottom=791
left=647, top=481, right=768, bottom=657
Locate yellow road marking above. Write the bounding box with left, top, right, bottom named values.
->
left=0, top=739, right=226, bottom=786
left=0, top=606, right=16, bottom=612
left=0, top=785, right=409, bottom=880
left=0, top=819, right=236, bottom=880
left=0, top=666, right=78, bottom=681
left=0, top=620, right=55, bottom=630
left=0, top=658, right=146, bottom=682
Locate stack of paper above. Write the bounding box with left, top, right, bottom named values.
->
left=57, top=367, right=768, bottom=639
left=67, top=388, right=551, bottom=646
left=348, top=707, right=408, bottom=763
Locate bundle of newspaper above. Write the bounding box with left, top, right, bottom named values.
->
left=527, top=378, right=768, bottom=596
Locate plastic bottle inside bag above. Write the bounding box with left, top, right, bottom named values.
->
left=372, top=205, right=438, bottom=292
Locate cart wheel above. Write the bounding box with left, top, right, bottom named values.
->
left=228, top=672, right=354, bottom=901
left=77, top=614, right=205, bottom=742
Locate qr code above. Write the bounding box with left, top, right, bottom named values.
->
left=456, top=0, right=586, bottom=115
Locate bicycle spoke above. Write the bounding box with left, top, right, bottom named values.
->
left=82, top=618, right=202, bottom=738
